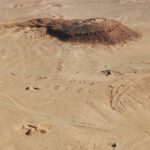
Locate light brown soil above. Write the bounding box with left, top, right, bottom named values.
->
left=0, top=0, right=150, bottom=150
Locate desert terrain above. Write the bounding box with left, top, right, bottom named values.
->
left=0, top=0, right=150, bottom=150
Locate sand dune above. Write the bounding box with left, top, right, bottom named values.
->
left=0, top=0, right=150, bottom=150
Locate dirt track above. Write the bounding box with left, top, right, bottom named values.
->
left=0, top=0, right=150, bottom=150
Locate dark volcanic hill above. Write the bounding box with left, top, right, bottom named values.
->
left=4, top=18, right=140, bottom=45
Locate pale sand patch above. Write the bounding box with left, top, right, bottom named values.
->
left=0, top=0, right=149, bottom=150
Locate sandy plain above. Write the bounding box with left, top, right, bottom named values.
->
left=0, top=0, right=150, bottom=150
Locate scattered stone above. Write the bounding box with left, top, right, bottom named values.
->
left=113, top=71, right=123, bottom=76
left=101, top=70, right=112, bottom=76
left=55, top=85, right=60, bottom=90
left=69, top=80, right=76, bottom=83
left=33, top=86, right=41, bottom=90
left=89, top=82, right=95, bottom=86
left=25, top=86, right=41, bottom=91
left=109, top=84, right=114, bottom=88
left=25, top=129, right=32, bottom=136
left=10, top=72, right=16, bottom=76
left=27, top=124, right=37, bottom=130
left=22, top=123, right=51, bottom=136
left=88, top=89, right=95, bottom=93
left=57, top=66, right=62, bottom=71
left=14, top=4, right=18, bottom=8
left=40, top=129, right=47, bottom=134
left=111, top=143, right=117, bottom=149
left=25, top=86, right=30, bottom=90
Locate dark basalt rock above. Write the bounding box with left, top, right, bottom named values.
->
left=5, top=17, right=140, bottom=45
